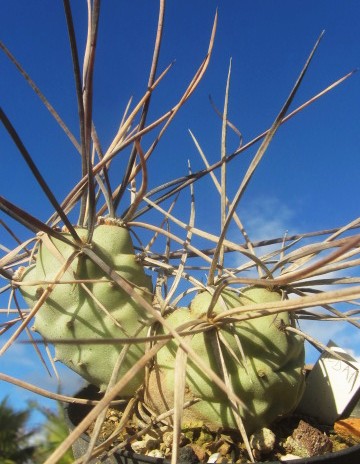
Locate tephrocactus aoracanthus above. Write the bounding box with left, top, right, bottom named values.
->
left=146, top=286, right=305, bottom=433
left=19, top=221, right=153, bottom=394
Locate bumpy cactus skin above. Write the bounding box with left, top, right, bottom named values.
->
left=146, top=287, right=305, bottom=433
left=20, top=223, right=153, bottom=394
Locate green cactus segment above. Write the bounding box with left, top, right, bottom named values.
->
left=19, top=224, right=153, bottom=394
left=151, top=287, right=305, bottom=433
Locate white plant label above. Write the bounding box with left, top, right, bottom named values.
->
left=297, top=341, right=360, bottom=424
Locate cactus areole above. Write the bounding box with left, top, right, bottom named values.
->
left=19, top=221, right=153, bottom=394
left=146, top=287, right=305, bottom=434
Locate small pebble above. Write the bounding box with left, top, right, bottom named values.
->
left=191, top=443, right=210, bottom=462
left=250, top=427, right=276, bottom=454
left=131, top=434, right=160, bottom=454
left=207, top=453, right=220, bottom=463
left=334, top=418, right=360, bottom=442
left=178, top=445, right=200, bottom=464
left=163, top=431, right=174, bottom=447
left=131, top=440, right=147, bottom=454
left=147, top=449, right=165, bottom=458
left=143, top=434, right=160, bottom=450
left=285, top=420, right=332, bottom=457
left=218, top=442, right=232, bottom=456
left=162, top=431, right=188, bottom=448
left=280, top=454, right=302, bottom=461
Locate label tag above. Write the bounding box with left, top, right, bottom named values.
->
left=296, top=340, right=360, bottom=424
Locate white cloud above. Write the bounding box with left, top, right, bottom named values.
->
left=239, top=195, right=295, bottom=243
left=227, top=195, right=297, bottom=271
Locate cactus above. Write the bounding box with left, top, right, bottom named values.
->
left=19, top=220, right=153, bottom=394
left=146, top=287, right=305, bottom=433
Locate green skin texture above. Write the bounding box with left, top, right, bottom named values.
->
left=149, top=287, right=305, bottom=433
left=20, top=224, right=153, bottom=394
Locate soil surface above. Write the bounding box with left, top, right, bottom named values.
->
left=67, top=385, right=359, bottom=463
left=84, top=406, right=359, bottom=462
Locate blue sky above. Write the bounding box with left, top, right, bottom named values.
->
left=1, top=1, right=360, bottom=426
